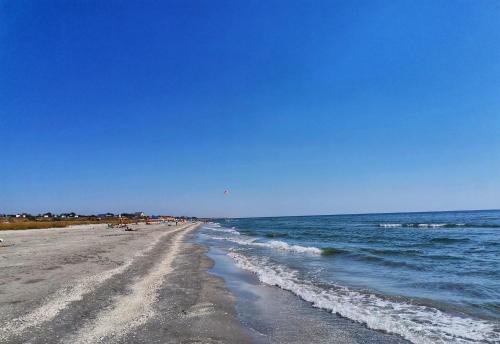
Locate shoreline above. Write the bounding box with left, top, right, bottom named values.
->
left=0, top=221, right=456, bottom=343
left=0, top=222, right=251, bottom=343
left=200, top=215, right=500, bottom=344
left=197, top=233, right=410, bottom=344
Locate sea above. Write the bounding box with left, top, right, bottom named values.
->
left=197, top=210, right=500, bottom=343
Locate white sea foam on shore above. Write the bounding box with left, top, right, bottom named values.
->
left=228, top=252, right=500, bottom=344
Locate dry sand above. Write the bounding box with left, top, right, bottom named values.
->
left=0, top=222, right=251, bottom=343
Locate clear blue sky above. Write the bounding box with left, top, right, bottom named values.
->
left=1, top=1, right=499, bottom=217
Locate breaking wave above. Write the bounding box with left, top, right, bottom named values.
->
left=379, top=223, right=456, bottom=228
left=263, top=240, right=322, bottom=254
left=208, top=235, right=327, bottom=255
left=204, top=223, right=241, bottom=235
left=228, top=252, right=500, bottom=344
left=379, top=223, right=500, bottom=228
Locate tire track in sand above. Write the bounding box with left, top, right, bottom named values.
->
left=71, top=223, right=198, bottom=344
left=0, top=224, right=192, bottom=342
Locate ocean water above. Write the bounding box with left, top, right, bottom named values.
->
left=198, top=210, right=500, bottom=344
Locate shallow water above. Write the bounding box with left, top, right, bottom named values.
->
left=204, top=246, right=408, bottom=343
left=199, top=210, right=500, bottom=343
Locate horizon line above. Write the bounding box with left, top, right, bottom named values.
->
left=221, top=208, right=500, bottom=220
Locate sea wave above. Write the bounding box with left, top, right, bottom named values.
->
left=379, top=223, right=500, bottom=228
left=264, top=232, right=289, bottom=238
left=209, top=236, right=258, bottom=246
left=242, top=238, right=322, bottom=254
left=429, top=237, right=470, bottom=244
left=203, top=223, right=241, bottom=235
left=228, top=252, right=500, bottom=344
left=379, top=223, right=403, bottom=228
left=264, top=240, right=322, bottom=254
left=364, top=248, right=423, bottom=257
left=206, top=222, right=221, bottom=228
left=208, top=236, right=327, bottom=255
left=379, top=223, right=453, bottom=228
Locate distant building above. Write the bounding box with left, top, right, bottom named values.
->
left=120, top=212, right=145, bottom=219
left=97, top=213, right=115, bottom=218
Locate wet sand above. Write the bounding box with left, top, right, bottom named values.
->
left=0, top=223, right=251, bottom=343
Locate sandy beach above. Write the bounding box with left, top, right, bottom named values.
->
left=0, top=223, right=251, bottom=344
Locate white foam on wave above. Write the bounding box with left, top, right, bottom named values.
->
left=228, top=252, right=500, bottom=344
left=210, top=236, right=258, bottom=246
left=264, top=240, right=322, bottom=254
left=204, top=223, right=240, bottom=235
left=380, top=223, right=451, bottom=228
left=210, top=236, right=322, bottom=255
left=209, top=227, right=241, bottom=235
left=417, top=223, right=446, bottom=228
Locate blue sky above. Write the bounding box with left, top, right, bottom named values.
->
left=1, top=1, right=499, bottom=217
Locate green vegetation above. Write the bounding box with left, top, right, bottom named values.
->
left=0, top=218, right=139, bottom=231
